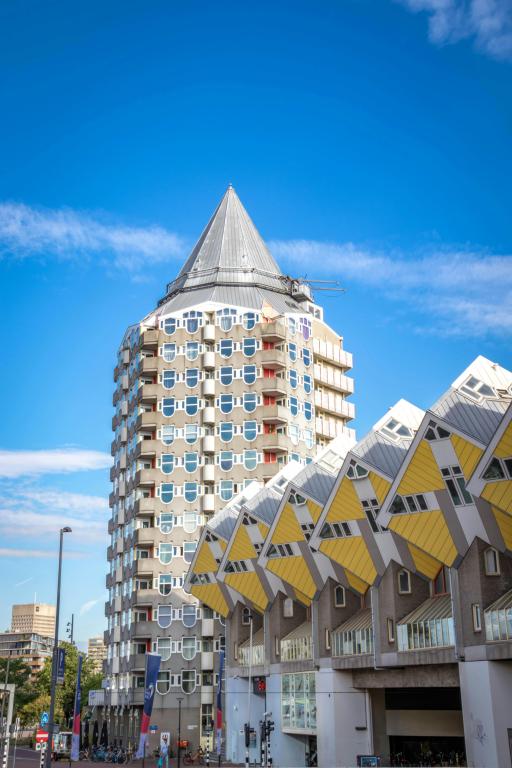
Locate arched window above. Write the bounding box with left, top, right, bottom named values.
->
left=288, top=343, right=297, bottom=362
left=159, top=543, right=172, bottom=565
left=183, top=542, right=197, bottom=564
left=484, top=547, right=500, bottom=576
left=219, top=422, right=234, bottom=443
left=163, top=318, right=176, bottom=336
left=243, top=450, right=258, bottom=471
left=161, top=454, right=174, bottom=475
left=161, top=425, right=175, bottom=446
left=243, top=421, right=257, bottom=441
left=289, top=397, right=298, bottom=417
left=303, top=374, right=312, bottom=394
left=334, top=585, right=346, bottom=608
left=156, top=671, right=170, bottom=695
left=220, top=451, right=234, bottom=471
left=185, top=342, right=199, bottom=361
left=183, top=512, right=198, bottom=533
left=184, top=453, right=199, bottom=473
left=184, top=311, right=202, bottom=334
left=162, top=344, right=176, bottom=363
left=182, top=637, right=197, bottom=661
left=243, top=365, right=257, bottom=385
left=157, top=605, right=172, bottom=628
left=184, top=482, right=198, bottom=503
left=219, top=480, right=233, bottom=502
left=182, top=605, right=197, bottom=628
left=160, top=483, right=174, bottom=504
left=289, top=370, right=298, bottom=389
left=162, top=370, right=176, bottom=390
left=184, top=424, right=198, bottom=445
left=219, top=339, right=233, bottom=358
left=304, top=402, right=313, bottom=421
left=182, top=670, right=196, bottom=694
left=185, top=369, right=199, bottom=388
left=159, top=513, right=173, bottom=534
left=162, top=398, right=175, bottom=417
left=243, top=312, right=257, bottom=330
left=243, top=393, right=257, bottom=413
left=242, top=338, right=257, bottom=357
left=218, top=308, right=236, bottom=332
left=219, top=367, right=233, bottom=386
left=219, top=394, right=233, bottom=414
left=185, top=396, right=199, bottom=416
left=159, top=574, right=172, bottom=596
left=157, top=637, right=171, bottom=661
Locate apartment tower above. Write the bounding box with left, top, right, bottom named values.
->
left=104, top=187, right=355, bottom=749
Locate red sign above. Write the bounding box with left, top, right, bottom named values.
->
left=36, top=729, right=48, bottom=743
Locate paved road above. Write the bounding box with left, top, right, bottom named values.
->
left=5, top=749, right=237, bottom=768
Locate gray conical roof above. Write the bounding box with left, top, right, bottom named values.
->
left=160, top=186, right=288, bottom=303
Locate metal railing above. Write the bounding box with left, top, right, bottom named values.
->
left=280, top=635, right=313, bottom=662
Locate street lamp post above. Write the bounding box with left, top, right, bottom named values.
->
left=176, top=698, right=183, bottom=768
left=245, top=612, right=253, bottom=768
left=45, top=527, right=72, bottom=768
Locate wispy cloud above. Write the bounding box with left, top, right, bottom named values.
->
left=79, top=598, right=103, bottom=617
left=0, top=448, right=111, bottom=478
left=0, top=547, right=85, bottom=559
left=397, top=0, right=512, bottom=61
left=15, top=576, right=34, bottom=587
left=0, top=202, right=187, bottom=271
left=270, top=239, right=512, bottom=336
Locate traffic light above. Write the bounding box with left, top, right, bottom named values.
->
left=244, top=723, right=251, bottom=748
left=253, top=676, right=266, bottom=694
left=265, top=720, right=275, bottom=738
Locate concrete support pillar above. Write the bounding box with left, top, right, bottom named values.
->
left=459, top=660, right=512, bottom=768
left=370, top=688, right=389, bottom=765
left=315, top=668, right=373, bottom=768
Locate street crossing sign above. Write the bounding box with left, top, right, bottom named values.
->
left=40, top=712, right=49, bottom=728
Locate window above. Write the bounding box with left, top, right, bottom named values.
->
left=243, top=392, right=257, bottom=413
left=219, top=480, right=233, bottom=502
left=403, top=494, right=428, bottom=513
left=472, top=603, right=482, bottom=632
left=398, top=569, right=411, bottom=594
left=243, top=421, right=258, bottom=441
left=459, top=375, right=496, bottom=402
left=482, top=456, right=512, bottom=481
left=441, top=466, right=473, bottom=506
left=182, top=637, right=197, bottom=661
left=184, top=396, right=198, bottom=416
left=159, top=543, right=172, bottom=565
left=219, top=339, right=233, bottom=358
left=334, top=585, right=346, bottom=608
left=162, top=343, right=176, bottom=362
left=304, top=402, right=313, bottom=421
left=484, top=547, right=500, bottom=576
left=162, top=370, right=176, bottom=390
left=303, top=374, right=312, bottom=394
left=160, top=483, right=174, bottom=504
left=289, top=370, right=298, bottom=389
left=432, top=566, right=450, bottom=596
left=219, top=394, right=233, bottom=414
left=182, top=605, right=197, bottom=628
left=243, top=365, right=257, bottom=385
left=159, top=512, right=173, bottom=534
left=325, top=628, right=331, bottom=650
left=163, top=317, right=176, bottom=335
left=161, top=454, right=174, bottom=475
left=184, top=452, right=198, bottom=473
left=387, top=618, right=395, bottom=643
left=289, top=396, right=298, bottom=417
left=242, top=337, right=257, bottom=357
left=288, top=343, right=297, bottom=362
left=283, top=598, right=294, bottom=618
left=424, top=420, right=451, bottom=441
left=157, top=605, right=172, bottom=629
left=242, top=607, right=252, bottom=625
left=220, top=451, right=233, bottom=471
left=218, top=308, right=236, bottom=332
left=304, top=429, right=314, bottom=449
left=184, top=424, right=199, bottom=445
left=219, top=366, right=233, bottom=386
left=380, top=418, right=412, bottom=441
left=363, top=499, right=386, bottom=533
left=157, top=637, right=171, bottom=661
left=302, top=348, right=311, bottom=367
left=184, top=482, right=199, bottom=503
left=185, top=368, right=199, bottom=388
left=182, top=670, right=197, bottom=694
left=183, top=511, right=198, bottom=533
left=162, top=398, right=175, bottom=417
left=243, top=312, right=257, bottom=330
left=243, top=450, right=258, bottom=471
left=184, top=311, right=202, bottom=334
left=161, top=425, right=175, bottom=446
left=159, top=574, right=172, bottom=596
left=156, top=671, right=170, bottom=695
left=183, top=542, right=197, bottom=563
left=186, top=342, right=200, bottom=362
left=346, top=461, right=369, bottom=480
left=288, top=424, right=299, bottom=445
left=219, top=422, right=233, bottom=443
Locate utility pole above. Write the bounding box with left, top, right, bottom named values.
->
left=176, top=698, right=183, bottom=768
left=1, top=659, right=11, bottom=768
left=244, top=612, right=253, bottom=768
left=44, top=527, right=72, bottom=768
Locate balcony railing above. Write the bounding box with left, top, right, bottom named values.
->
left=397, top=596, right=454, bottom=651
left=484, top=588, right=512, bottom=642
left=280, top=623, right=313, bottom=662
left=332, top=609, right=374, bottom=657
left=239, top=644, right=265, bottom=667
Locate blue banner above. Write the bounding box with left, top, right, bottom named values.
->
left=56, top=647, right=66, bottom=685
left=216, top=650, right=224, bottom=756
left=71, top=655, right=83, bottom=761
left=136, top=654, right=161, bottom=759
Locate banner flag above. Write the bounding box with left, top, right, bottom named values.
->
left=70, top=655, right=83, bottom=761
left=216, top=650, right=225, bottom=756
left=136, top=653, right=161, bottom=759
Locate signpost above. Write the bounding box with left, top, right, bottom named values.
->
left=40, top=714, right=49, bottom=730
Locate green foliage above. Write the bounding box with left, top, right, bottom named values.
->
left=0, top=658, right=37, bottom=721
left=18, top=643, right=102, bottom=728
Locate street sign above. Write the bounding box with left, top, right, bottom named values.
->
left=149, top=725, right=158, bottom=733
left=36, top=729, right=48, bottom=744
left=40, top=712, right=49, bottom=729
left=56, top=647, right=66, bottom=685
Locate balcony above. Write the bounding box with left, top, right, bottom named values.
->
left=202, top=464, right=215, bottom=484
left=202, top=495, right=215, bottom=513
left=313, top=364, right=354, bottom=395
left=332, top=609, right=374, bottom=657
left=201, top=619, right=214, bottom=637
left=201, top=651, right=214, bottom=670
left=261, top=320, right=287, bottom=342
left=130, top=621, right=155, bottom=639
left=202, top=379, right=215, bottom=398
left=139, top=356, right=159, bottom=376
left=315, top=418, right=356, bottom=442
left=202, top=324, right=216, bottom=342
left=262, top=404, right=288, bottom=424
left=201, top=686, right=214, bottom=705
left=134, top=469, right=156, bottom=488
left=396, top=596, right=454, bottom=652
left=118, top=480, right=126, bottom=497
left=203, top=407, right=215, bottom=425
left=314, top=391, right=355, bottom=420
left=115, top=567, right=123, bottom=583
left=137, top=383, right=159, bottom=403
left=202, top=436, right=215, bottom=454
left=130, top=653, right=147, bottom=670
left=484, top=588, right=512, bottom=642
left=260, top=432, right=288, bottom=453
left=261, top=348, right=286, bottom=369
left=134, top=528, right=155, bottom=546
left=260, top=379, right=287, bottom=398
left=238, top=628, right=265, bottom=667
left=140, top=329, right=159, bottom=349
left=133, top=557, right=158, bottom=575
left=133, top=497, right=155, bottom=515
left=280, top=622, right=313, bottom=662
left=312, top=338, right=353, bottom=370
left=135, top=439, right=158, bottom=459
left=136, top=412, right=158, bottom=431
left=203, top=350, right=216, bottom=369
left=116, top=538, right=124, bottom=555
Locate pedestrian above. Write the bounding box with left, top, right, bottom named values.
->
left=159, top=735, right=169, bottom=768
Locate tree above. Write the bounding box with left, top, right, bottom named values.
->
left=0, top=658, right=38, bottom=721
left=19, top=643, right=102, bottom=728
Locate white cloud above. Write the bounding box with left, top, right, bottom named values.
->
left=397, top=0, right=512, bottom=61
left=270, top=239, right=512, bottom=336
left=14, top=577, right=34, bottom=587
left=0, top=202, right=187, bottom=271
left=0, top=548, right=85, bottom=559
left=79, top=598, right=103, bottom=617
left=0, top=448, right=111, bottom=478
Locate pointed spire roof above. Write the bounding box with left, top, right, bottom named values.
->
left=160, top=186, right=288, bottom=303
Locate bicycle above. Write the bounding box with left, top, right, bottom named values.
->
left=183, top=747, right=205, bottom=765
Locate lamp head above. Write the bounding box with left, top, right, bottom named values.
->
left=62, top=526, right=72, bottom=533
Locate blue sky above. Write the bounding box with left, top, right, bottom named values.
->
left=0, top=0, right=511, bottom=642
